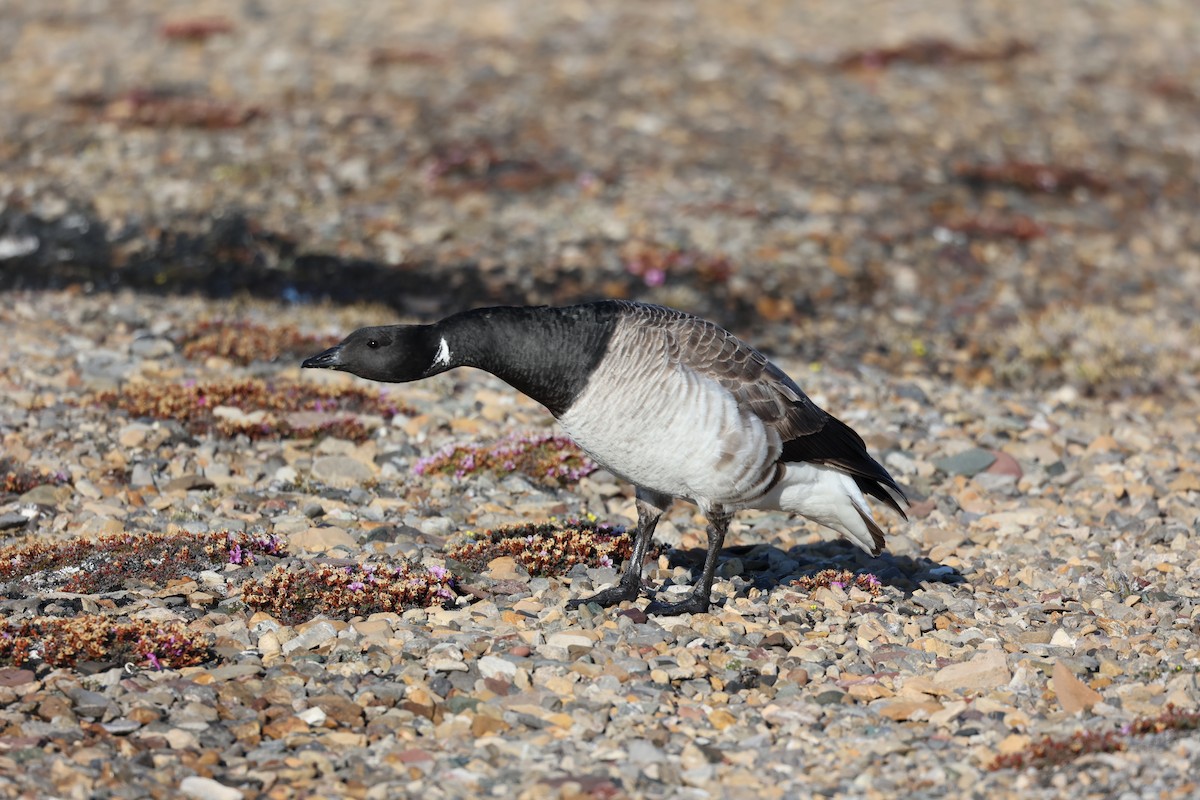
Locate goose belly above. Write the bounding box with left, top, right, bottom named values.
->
left=557, top=367, right=778, bottom=507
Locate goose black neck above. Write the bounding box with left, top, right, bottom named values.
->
left=436, top=304, right=619, bottom=416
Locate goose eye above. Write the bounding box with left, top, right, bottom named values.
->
left=367, top=340, right=379, bottom=349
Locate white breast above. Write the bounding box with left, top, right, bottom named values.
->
left=558, top=355, right=780, bottom=510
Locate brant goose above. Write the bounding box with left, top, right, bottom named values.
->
left=303, top=301, right=906, bottom=615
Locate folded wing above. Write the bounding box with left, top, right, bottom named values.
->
left=626, top=303, right=907, bottom=517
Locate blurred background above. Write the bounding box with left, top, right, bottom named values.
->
left=2, top=0, right=1198, bottom=398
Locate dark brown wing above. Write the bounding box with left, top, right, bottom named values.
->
left=619, top=302, right=907, bottom=516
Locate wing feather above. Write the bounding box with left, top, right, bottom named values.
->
left=616, top=302, right=907, bottom=515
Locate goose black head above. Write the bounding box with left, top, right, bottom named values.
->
left=302, top=325, right=445, bottom=383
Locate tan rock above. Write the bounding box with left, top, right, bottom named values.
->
left=707, top=709, right=737, bottom=730
left=263, top=715, right=309, bottom=739
left=288, top=526, right=357, bottom=553
left=847, top=682, right=893, bottom=701
left=1052, top=661, right=1102, bottom=714
left=933, top=649, right=1010, bottom=693
left=118, top=423, right=151, bottom=448
left=875, top=700, right=943, bottom=721
left=471, top=713, right=510, bottom=737
left=997, top=733, right=1031, bottom=756
left=165, top=728, right=200, bottom=750
left=484, top=556, right=530, bottom=581
left=311, top=455, right=376, bottom=487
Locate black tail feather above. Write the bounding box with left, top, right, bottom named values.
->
left=780, top=414, right=908, bottom=518
left=853, top=505, right=888, bottom=556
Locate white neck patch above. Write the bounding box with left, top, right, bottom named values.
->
left=432, top=336, right=451, bottom=369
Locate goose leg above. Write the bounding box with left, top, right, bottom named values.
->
left=568, top=489, right=669, bottom=609
left=645, top=509, right=732, bottom=616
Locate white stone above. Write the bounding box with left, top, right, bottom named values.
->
left=297, top=707, right=327, bottom=726
left=180, top=776, right=244, bottom=800
left=477, top=655, right=518, bottom=680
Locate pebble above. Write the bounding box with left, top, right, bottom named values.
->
left=311, top=456, right=375, bottom=487
left=287, top=526, right=358, bottom=553
left=129, top=336, right=175, bottom=359
left=484, top=556, right=530, bottom=582
left=281, top=622, right=339, bottom=655
left=17, top=485, right=69, bottom=507
left=933, top=650, right=1011, bottom=692
left=179, top=776, right=244, bottom=800
left=296, top=707, right=327, bottom=726
left=933, top=448, right=997, bottom=477
left=1052, top=661, right=1103, bottom=714
left=101, top=718, right=142, bottom=735
left=477, top=655, right=518, bottom=680
left=68, top=689, right=116, bottom=720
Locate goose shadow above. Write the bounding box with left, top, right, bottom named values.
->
left=658, top=540, right=965, bottom=600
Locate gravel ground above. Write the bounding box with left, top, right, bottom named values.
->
left=2, top=2, right=1199, bottom=798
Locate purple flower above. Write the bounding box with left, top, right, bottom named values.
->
left=427, top=565, right=449, bottom=581
left=348, top=581, right=365, bottom=592
left=146, top=652, right=163, bottom=671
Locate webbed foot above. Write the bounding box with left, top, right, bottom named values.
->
left=644, top=592, right=711, bottom=617
left=567, top=581, right=640, bottom=610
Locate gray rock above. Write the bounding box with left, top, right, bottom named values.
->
left=130, top=463, right=157, bottom=488
left=627, top=738, right=665, bottom=764
left=78, top=349, right=133, bottom=387
left=101, top=718, right=142, bottom=735
left=933, top=448, right=996, bottom=477
left=895, top=383, right=931, bottom=404
left=17, top=484, right=67, bottom=507
left=130, top=335, right=175, bottom=359
left=585, top=566, right=619, bottom=586
left=311, top=455, right=374, bottom=487
left=973, top=471, right=1016, bottom=492
left=69, top=688, right=116, bottom=720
